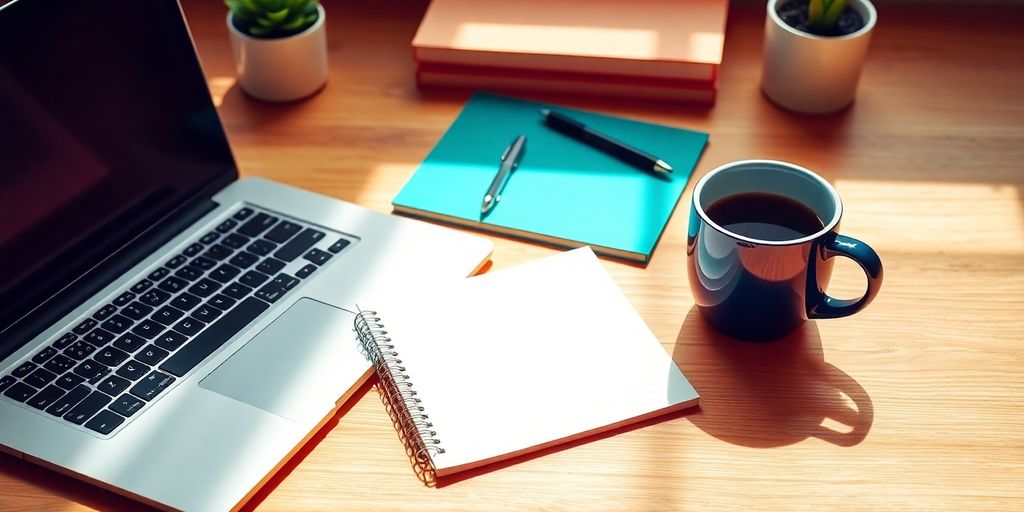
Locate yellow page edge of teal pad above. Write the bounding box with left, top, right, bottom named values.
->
left=393, top=92, right=709, bottom=259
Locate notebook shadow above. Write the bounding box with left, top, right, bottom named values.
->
left=672, top=306, right=873, bottom=448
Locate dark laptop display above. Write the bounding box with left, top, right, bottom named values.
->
left=0, top=0, right=237, bottom=358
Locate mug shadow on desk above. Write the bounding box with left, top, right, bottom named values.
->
left=672, top=306, right=873, bottom=448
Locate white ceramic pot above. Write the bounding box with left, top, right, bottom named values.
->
left=228, top=4, right=328, bottom=102
left=761, top=0, right=877, bottom=114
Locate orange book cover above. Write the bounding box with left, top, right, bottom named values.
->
left=412, top=0, right=728, bottom=81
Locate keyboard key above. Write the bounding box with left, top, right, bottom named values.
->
left=24, top=368, right=58, bottom=389
left=131, top=319, right=164, bottom=340
left=222, top=233, right=251, bottom=249
left=135, top=345, right=170, bottom=366
left=12, top=361, right=37, bottom=378
left=188, top=278, right=221, bottom=298
left=64, top=391, right=112, bottom=425
left=264, top=220, right=302, bottom=243
left=44, top=354, right=76, bottom=374
left=203, top=244, right=234, bottom=261
left=255, top=284, right=286, bottom=303
left=130, top=280, right=153, bottom=294
left=117, top=360, right=151, bottom=381
left=159, top=275, right=190, bottom=293
left=94, top=346, right=130, bottom=367
left=84, top=328, right=116, bottom=347
left=237, top=212, right=279, bottom=237
left=233, top=207, right=254, bottom=221
left=139, top=289, right=172, bottom=307
left=46, top=384, right=89, bottom=416
left=148, top=267, right=170, bottom=281
left=295, top=264, right=318, bottom=279
left=97, top=375, right=131, bottom=397
left=272, top=273, right=300, bottom=290
left=154, top=331, right=188, bottom=351
left=113, top=333, right=147, bottom=354
left=101, top=314, right=134, bottom=334
left=223, top=282, right=253, bottom=300
left=327, top=238, right=350, bottom=253
left=73, top=318, right=98, bottom=335
left=4, top=382, right=37, bottom=402
left=85, top=410, right=125, bottom=435
left=94, top=304, right=118, bottom=321
left=209, top=264, right=241, bottom=284
left=122, top=302, right=153, bottom=320
left=130, top=371, right=176, bottom=401
left=152, top=305, right=185, bottom=326
left=191, top=304, right=222, bottom=323
left=53, top=332, right=77, bottom=349
left=303, top=248, right=332, bottom=265
left=111, top=394, right=146, bottom=417
left=171, top=293, right=201, bottom=312
left=64, top=341, right=96, bottom=360
left=229, top=251, right=259, bottom=269
left=183, top=243, right=204, bottom=257
left=207, top=294, right=237, bottom=311
left=32, top=346, right=58, bottom=365
left=54, top=373, right=86, bottom=391
left=27, top=385, right=66, bottom=410
left=112, top=291, right=136, bottom=307
left=200, top=232, right=220, bottom=245
left=245, top=239, right=277, bottom=256
left=173, top=266, right=203, bottom=282
left=0, top=375, right=15, bottom=393
left=166, top=254, right=188, bottom=269
left=160, top=297, right=268, bottom=377
left=88, top=367, right=111, bottom=385
left=190, top=256, right=217, bottom=271
left=239, top=270, right=270, bottom=288
left=216, top=218, right=238, bottom=233
left=255, top=258, right=286, bottom=275
left=274, top=228, right=325, bottom=262
left=172, top=317, right=206, bottom=337
left=73, top=359, right=107, bottom=380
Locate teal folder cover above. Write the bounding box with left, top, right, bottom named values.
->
left=392, top=93, right=708, bottom=263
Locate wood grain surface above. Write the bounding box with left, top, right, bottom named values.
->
left=2, top=1, right=1022, bottom=510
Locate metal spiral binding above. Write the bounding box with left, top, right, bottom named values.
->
left=354, top=309, right=444, bottom=469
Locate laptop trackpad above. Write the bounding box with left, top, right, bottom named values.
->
left=200, top=298, right=371, bottom=422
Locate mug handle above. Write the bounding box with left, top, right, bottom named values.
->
left=808, top=234, right=883, bottom=319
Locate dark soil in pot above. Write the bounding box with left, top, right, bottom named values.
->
left=777, top=0, right=866, bottom=37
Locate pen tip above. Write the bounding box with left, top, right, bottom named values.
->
left=654, top=160, right=674, bottom=173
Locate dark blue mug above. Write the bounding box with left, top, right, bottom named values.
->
left=687, top=160, right=883, bottom=341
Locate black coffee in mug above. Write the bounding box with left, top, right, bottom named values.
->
left=704, top=192, right=825, bottom=242
left=687, top=160, right=883, bottom=341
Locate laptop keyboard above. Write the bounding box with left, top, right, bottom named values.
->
left=0, top=206, right=354, bottom=437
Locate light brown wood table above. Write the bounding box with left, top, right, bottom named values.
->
left=2, top=1, right=1022, bottom=511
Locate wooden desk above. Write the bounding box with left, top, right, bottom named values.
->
left=2, top=1, right=1022, bottom=510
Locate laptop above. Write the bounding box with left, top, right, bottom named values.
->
left=0, top=0, right=492, bottom=510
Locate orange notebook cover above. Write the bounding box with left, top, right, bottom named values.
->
left=412, top=0, right=729, bottom=81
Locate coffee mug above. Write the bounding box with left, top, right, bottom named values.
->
left=687, top=160, right=883, bottom=341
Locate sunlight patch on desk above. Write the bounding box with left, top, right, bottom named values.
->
left=358, top=163, right=420, bottom=211
left=208, top=76, right=236, bottom=107
left=833, top=179, right=1024, bottom=255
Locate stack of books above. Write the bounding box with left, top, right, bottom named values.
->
left=412, top=0, right=729, bottom=104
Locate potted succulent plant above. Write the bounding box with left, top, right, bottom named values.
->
left=761, top=0, right=877, bottom=114
left=226, top=0, right=328, bottom=102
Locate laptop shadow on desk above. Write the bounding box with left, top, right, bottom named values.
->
left=672, top=306, right=873, bottom=448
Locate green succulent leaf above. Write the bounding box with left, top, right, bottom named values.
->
left=226, top=0, right=320, bottom=38
left=823, top=0, right=848, bottom=27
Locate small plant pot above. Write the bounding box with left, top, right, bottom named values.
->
left=227, top=4, right=328, bottom=102
left=761, top=0, right=877, bottom=114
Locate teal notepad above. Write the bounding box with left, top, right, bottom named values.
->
left=392, top=93, right=708, bottom=263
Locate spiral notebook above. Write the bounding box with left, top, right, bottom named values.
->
left=354, top=247, right=699, bottom=479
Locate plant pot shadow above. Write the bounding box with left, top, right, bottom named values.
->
left=217, top=79, right=325, bottom=128
left=673, top=305, right=873, bottom=448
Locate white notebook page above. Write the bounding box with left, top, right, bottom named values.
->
left=361, top=247, right=698, bottom=476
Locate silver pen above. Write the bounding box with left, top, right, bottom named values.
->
left=481, top=134, right=527, bottom=217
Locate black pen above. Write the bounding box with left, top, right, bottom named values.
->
left=540, top=109, right=673, bottom=174
left=481, top=134, right=527, bottom=216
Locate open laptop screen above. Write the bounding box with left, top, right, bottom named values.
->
left=0, top=0, right=236, bottom=349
